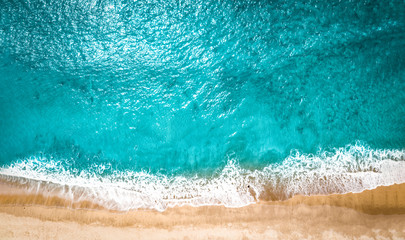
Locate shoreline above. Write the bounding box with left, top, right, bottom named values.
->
left=0, top=182, right=404, bottom=239
left=1, top=182, right=404, bottom=217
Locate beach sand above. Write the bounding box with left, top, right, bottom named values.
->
left=0, top=182, right=404, bottom=239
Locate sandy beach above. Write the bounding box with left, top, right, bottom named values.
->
left=0, top=182, right=404, bottom=239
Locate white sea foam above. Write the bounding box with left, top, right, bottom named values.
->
left=0, top=143, right=404, bottom=211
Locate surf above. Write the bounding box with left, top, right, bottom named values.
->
left=1, top=143, right=404, bottom=212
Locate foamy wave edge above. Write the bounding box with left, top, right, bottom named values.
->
left=1, top=143, right=404, bottom=212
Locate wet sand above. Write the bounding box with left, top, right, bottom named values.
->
left=0, top=183, right=404, bottom=239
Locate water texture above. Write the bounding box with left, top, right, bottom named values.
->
left=0, top=0, right=404, bottom=210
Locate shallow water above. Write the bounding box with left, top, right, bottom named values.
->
left=0, top=0, right=404, bottom=210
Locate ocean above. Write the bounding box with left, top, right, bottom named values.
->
left=0, top=0, right=404, bottom=211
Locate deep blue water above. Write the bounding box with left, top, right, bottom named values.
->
left=0, top=0, right=405, bottom=210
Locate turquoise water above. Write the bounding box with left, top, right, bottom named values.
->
left=0, top=0, right=405, bottom=210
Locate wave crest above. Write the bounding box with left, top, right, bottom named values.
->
left=1, top=143, right=404, bottom=211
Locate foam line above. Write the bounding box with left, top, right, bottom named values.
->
left=1, top=143, right=404, bottom=211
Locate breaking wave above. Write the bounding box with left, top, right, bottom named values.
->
left=1, top=143, right=404, bottom=211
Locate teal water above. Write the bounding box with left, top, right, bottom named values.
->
left=0, top=0, right=405, bottom=210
